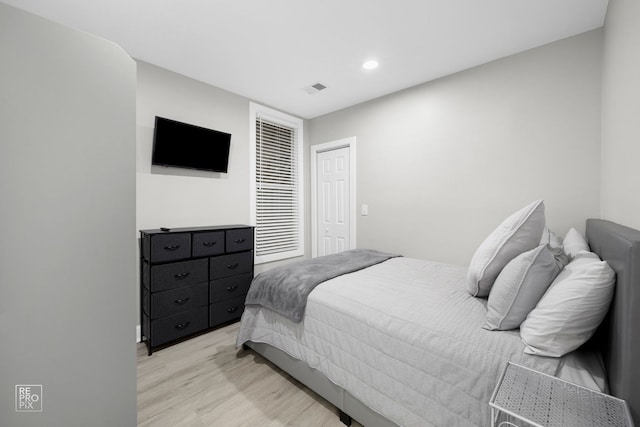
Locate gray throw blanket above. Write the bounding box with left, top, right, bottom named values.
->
left=245, top=249, right=401, bottom=323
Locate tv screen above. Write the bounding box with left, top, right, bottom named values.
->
left=152, top=116, right=231, bottom=173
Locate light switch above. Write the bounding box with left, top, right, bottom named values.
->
left=361, top=204, right=369, bottom=216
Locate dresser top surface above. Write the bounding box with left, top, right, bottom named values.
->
left=141, top=225, right=253, bottom=235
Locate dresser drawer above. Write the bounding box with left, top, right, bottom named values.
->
left=226, top=228, right=254, bottom=253
left=192, top=231, right=225, bottom=257
left=147, top=258, right=208, bottom=292
left=150, top=307, right=208, bottom=347
left=148, top=233, right=191, bottom=262
left=151, top=282, right=208, bottom=319
left=210, top=252, right=253, bottom=279
left=210, top=273, right=253, bottom=303
left=210, top=295, right=246, bottom=326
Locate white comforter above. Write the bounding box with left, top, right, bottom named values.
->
left=237, top=257, right=561, bottom=427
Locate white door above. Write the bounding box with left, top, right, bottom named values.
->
left=317, top=147, right=350, bottom=256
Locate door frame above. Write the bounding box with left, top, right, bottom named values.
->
left=310, top=137, right=357, bottom=258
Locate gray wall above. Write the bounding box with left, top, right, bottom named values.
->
left=601, top=0, right=640, bottom=230
left=0, top=4, right=136, bottom=426
left=136, top=61, right=251, bottom=230
left=309, top=30, right=603, bottom=266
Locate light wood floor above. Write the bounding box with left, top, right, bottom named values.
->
left=137, top=322, right=363, bottom=427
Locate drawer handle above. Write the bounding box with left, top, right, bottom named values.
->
left=175, top=321, right=190, bottom=330
left=174, top=272, right=190, bottom=279
left=234, top=238, right=246, bottom=244
left=227, top=306, right=239, bottom=314
left=226, top=263, right=239, bottom=270
left=174, top=297, right=190, bottom=305
left=164, top=244, right=181, bottom=251
left=226, top=284, right=238, bottom=292
left=202, top=241, right=217, bottom=247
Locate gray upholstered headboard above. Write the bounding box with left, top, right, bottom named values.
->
left=586, top=219, right=640, bottom=423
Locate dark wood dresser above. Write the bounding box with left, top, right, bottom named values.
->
left=140, top=225, right=254, bottom=355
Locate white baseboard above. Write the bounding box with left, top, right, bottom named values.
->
left=136, top=325, right=141, bottom=343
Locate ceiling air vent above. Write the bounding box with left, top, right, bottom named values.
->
left=303, top=82, right=327, bottom=95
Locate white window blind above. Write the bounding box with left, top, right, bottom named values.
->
left=254, top=116, right=301, bottom=259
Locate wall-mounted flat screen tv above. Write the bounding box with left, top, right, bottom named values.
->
left=152, top=116, right=231, bottom=173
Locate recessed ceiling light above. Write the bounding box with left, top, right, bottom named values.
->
left=362, top=60, right=379, bottom=70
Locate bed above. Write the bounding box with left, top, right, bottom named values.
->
left=236, top=219, right=640, bottom=426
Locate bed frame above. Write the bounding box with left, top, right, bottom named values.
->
left=586, top=219, right=640, bottom=423
left=245, top=219, right=640, bottom=426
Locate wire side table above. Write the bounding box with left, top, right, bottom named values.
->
left=489, top=362, right=633, bottom=427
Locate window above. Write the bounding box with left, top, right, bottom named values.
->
left=250, top=103, right=304, bottom=264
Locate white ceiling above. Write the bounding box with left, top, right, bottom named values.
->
left=4, top=0, right=608, bottom=119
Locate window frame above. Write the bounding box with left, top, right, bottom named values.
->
left=249, top=102, right=304, bottom=264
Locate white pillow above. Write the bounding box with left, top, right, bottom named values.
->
left=520, top=251, right=615, bottom=357
left=563, top=228, right=590, bottom=259
left=540, top=227, right=563, bottom=249
left=484, top=244, right=568, bottom=331
left=467, top=200, right=546, bottom=297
